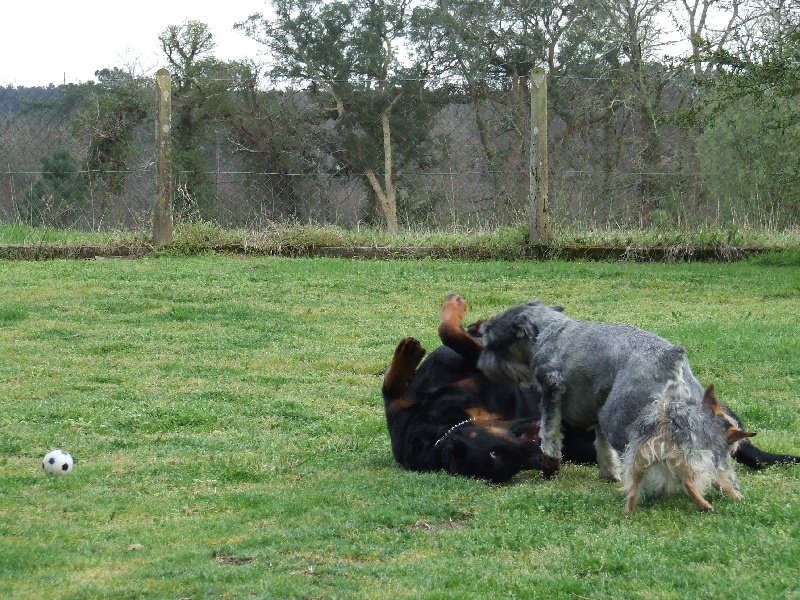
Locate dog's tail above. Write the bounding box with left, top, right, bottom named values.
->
left=733, top=439, right=800, bottom=470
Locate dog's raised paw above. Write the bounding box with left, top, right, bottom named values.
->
left=441, top=294, right=468, bottom=318
left=397, top=337, right=426, bottom=363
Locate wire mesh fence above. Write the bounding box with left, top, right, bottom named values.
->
left=1, top=73, right=798, bottom=233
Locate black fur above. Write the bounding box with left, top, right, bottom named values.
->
left=382, top=337, right=597, bottom=483
left=722, top=405, right=800, bottom=469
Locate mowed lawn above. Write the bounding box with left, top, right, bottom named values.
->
left=1, top=255, right=798, bottom=599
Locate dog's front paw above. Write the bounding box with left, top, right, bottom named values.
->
left=541, top=455, right=561, bottom=480
left=599, top=471, right=621, bottom=483
left=441, top=293, right=468, bottom=321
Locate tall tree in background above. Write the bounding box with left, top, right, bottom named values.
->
left=160, top=20, right=216, bottom=92
left=413, top=0, right=627, bottom=220
left=702, top=0, right=799, bottom=107
left=237, top=0, right=440, bottom=234
left=603, top=0, right=670, bottom=217
left=664, top=0, right=769, bottom=216
left=159, top=21, right=262, bottom=220
left=415, top=0, right=566, bottom=215
left=81, top=68, right=149, bottom=197
left=159, top=21, right=219, bottom=217
left=415, top=0, right=545, bottom=215
left=217, top=69, right=315, bottom=221
left=696, top=2, right=800, bottom=222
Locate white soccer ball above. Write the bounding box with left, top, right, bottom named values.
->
left=42, top=449, right=73, bottom=475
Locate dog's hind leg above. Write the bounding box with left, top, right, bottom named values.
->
left=383, top=338, right=426, bottom=399
left=683, top=473, right=714, bottom=511
left=594, top=426, right=621, bottom=482
left=623, top=466, right=645, bottom=515
left=713, top=471, right=744, bottom=501
left=623, top=443, right=651, bottom=515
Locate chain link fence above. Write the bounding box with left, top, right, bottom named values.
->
left=2, top=73, right=798, bottom=233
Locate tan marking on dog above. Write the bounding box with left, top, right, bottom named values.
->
left=727, top=428, right=757, bottom=444
left=388, top=397, right=416, bottom=412
left=465, top=407, right=504, bottom=424
left=440, top=294, right=468, bottom=327
left=437, top=294, right=485, bottom=363
left=454, top=377, right=478, bottom=392
left=484, top=424, right=517, bottom=441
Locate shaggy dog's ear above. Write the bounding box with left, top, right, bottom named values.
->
left=702, top=384, right=757, bottom=443
left=513, top=313, right=539, bottom=340
left=702, top=384, right=722, bottom=414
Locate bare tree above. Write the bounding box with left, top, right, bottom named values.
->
left=419, top=0, right=606, bottom=220
left=602, top=0, right=673, bottom=220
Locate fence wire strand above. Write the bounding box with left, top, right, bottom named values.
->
left=1, top=75, right=798, bottom=232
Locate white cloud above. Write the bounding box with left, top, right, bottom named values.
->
left=2, top=1, right=269, bottom=86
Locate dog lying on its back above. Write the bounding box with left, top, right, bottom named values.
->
left=382, top=336, right=547, bottom=483
left=475, top=299, right=756, bottom=512
left=381, top=296, right=607, bottom=483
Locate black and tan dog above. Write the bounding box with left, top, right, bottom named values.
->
left=382, top=296, right=596, bottom=482
left=383, top=294, right=799, bottom=483
left=383, top=336, right=545, bottom=483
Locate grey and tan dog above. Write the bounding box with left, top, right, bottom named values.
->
left=475, top=299, right=755, bottom=512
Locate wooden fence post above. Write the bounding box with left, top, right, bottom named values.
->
left=154, top=69, right=173, bottom=248
left=529, top=67, right=551, bottom=246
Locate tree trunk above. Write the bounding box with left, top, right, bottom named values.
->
left=364, top=158, right=399, bottom=235
left=363, top=110, right=400, bottom=235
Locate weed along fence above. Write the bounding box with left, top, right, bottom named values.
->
left=1, top=68, right=798, bottom=239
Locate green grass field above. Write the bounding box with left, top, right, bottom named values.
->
left=1, top=255, right=798, bottom=599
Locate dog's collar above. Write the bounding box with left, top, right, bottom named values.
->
left=434, top=418, right=476, bottom=448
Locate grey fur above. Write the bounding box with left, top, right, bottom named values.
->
left=476, top=300, right=746, bottom=511
left=621, top=374, right=745, bottom=512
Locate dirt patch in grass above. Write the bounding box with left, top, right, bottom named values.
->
left=411, top=518, right=470, bottom=532
left=215, top=553, right=254, bottom=566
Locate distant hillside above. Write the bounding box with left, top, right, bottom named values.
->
left=0, top=85, right=63, bottom=113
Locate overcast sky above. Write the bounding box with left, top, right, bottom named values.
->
left=4, top=2, right=716, bottom=88
left=2, top=1, right=270, bottom=87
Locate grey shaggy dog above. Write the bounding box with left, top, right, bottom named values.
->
left=623, top=378, right=753, bottom=513
left=475, top=300, right=755, bottom=512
